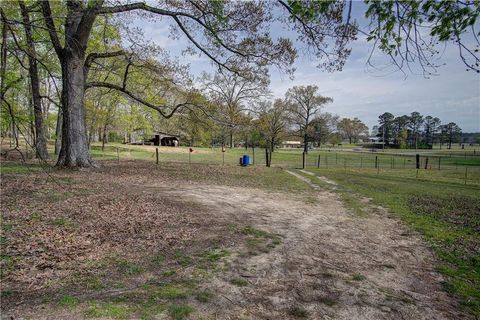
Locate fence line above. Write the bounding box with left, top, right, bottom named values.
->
left=89, top=145, right=480, bottom=185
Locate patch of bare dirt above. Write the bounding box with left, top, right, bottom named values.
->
left=154, top=183, right=467, bottom=319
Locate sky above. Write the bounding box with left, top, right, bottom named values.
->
left=131, top=3, right=480, bottom=133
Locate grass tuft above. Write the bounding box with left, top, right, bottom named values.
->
left=230, top=277, right=248, bottom=287
left=288, top=305, right=308, bottom=318
left=167, top=304, right=193, bottom=320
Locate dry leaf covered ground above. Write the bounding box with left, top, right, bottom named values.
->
left=0, top=160, right=470, bottom=319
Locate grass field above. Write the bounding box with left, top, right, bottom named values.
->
left=87, top=143, right=480, bottom=185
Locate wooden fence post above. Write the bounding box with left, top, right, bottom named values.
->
left=317, top=154, right=320, bottom=168
left=265, top=148, right=270, bottom=167
left=302, top=152, right=306, bottom=169
left=155, top=148, right=159, bottom=165
left=438, top=157, right=441, bottom=170
left=424, top=156, right=429, bottom=170
left=415, top=154, right=420, bottom=169
left=375, top=156, right=378, bottom=169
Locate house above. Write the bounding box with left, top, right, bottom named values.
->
left=129, top=129, right=179, bottom=147
left=281, top=141, right=303, bottom=148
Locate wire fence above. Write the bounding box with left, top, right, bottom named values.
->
left=89, top=145, right=480, bottom=186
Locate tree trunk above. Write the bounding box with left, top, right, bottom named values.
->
left=54, top=108, right=62, bottom=155
left=20, top=2, right=49, bottom=160
left=229, top=131, right=234, bottom=148
left=303, top=132, right=308, bottom=154
left=56, top=55, right=93, bottom=167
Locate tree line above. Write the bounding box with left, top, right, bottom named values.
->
left=1, top=1, right=478, bottom=167
left=374, top=112, right=463, bottom=149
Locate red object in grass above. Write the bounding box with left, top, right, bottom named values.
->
left=189, top=148, right=193, bottom=153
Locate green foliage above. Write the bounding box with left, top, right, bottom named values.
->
left=364, top=0, right=479, bottom=71
left=287, top=0, right=335, bottom=22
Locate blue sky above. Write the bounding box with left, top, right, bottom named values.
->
left=131, top=3, right=480, bottom=133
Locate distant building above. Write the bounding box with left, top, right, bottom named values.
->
left=129, top=129, right=179, bottom=147
left=282, top=140, right=303, bottom=148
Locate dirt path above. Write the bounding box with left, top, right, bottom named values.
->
left=151, top=175, right=465, bottom=319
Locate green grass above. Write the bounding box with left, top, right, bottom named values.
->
left=174, top=252, right=192, bottom=267
left=306, top=167, right=480, bottom=317
left=200, top=248, right=230, bottom=265
left=318, top=296, right=338, bottom=306
left=240, top=225, right=282, bottom=255
left=195, top=290, right=212, bottom=303
left=230, top=277, right=248, bottom=286
left=83, top=275, right=105, bottom=291
left=167, top=304, right=193, bottom=320
left=89, top=143, right=480, bottom=188
left=162, top=269, right=176, bottom=277
left=351, top=274, right=366, bottom=281
left=151, top=254, right=166, bottom=265
left=0, top=162, right=48, bottom=174
left=152, top=284, right=190, bottom=300
left=85, top=302, right=132, bottom=319
left=115, top=259, right=144, bottom=276
left=59, top=295, right=79, bottom=307
left=288, top=305, right=308, bottom=318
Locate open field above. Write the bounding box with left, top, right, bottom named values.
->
left=1, top=145, right=479, bottom=319
left=89, top=143, right=480, bottom=170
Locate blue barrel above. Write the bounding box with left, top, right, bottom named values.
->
left=242, top=155, right=250, bottom=166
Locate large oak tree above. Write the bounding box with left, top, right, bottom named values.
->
left=32, top=0, right=356, bottom=167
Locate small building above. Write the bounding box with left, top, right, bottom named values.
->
left=129, top=129, right=179, bottom=147
left=149, top=132, right=179, bottom=147
left=282, top=140, right=303, bottom=148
